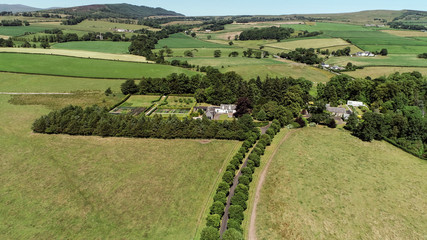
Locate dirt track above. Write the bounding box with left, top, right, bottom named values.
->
left=248, top=130, right=296, bottom=240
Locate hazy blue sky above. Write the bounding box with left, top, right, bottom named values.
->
left=4, top=0, right=426, bottom=16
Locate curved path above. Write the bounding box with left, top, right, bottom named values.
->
left=248, top=130, right=296, bottom=240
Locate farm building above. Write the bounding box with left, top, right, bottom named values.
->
left=321, top=62, right=330, bottom=68
left=326, top=104, right=352, bottom=119
left=347, top=100, right=366, bottom=107
left=330, top=65, right=345, bottom=71
left=355, top=51, right=375, bottom=57
left=206, top=106, right=219, bottom=120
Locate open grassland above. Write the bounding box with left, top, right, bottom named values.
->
left=50, top=19, right=149, bottom=32
left=0, top=26, right=51, bottom=37
left=345, top=66, right=427, bottom=79
left=156, top=33, right=231, bottom=49
left=0, top=72, right=125, bottom=93
left=326, top=54, right=427, bottom=67
left=265, top=38, right=350, bottom=50
left=52, top=41, right=131, bottom=54
left=256, top=127, right=427, bottom=240
left=382, top=29, right=427, bottom=37
left=0, top=94, right=241, bottom=239
left=8, top=91, right=123, bottom=110
left=121, top=95, right=161, bottom=107
left=0, top=53, right=198, bottom=79
left=0, top=48, right=148, bottom=63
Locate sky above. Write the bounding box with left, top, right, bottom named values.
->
left=2, top=0, right=426, bottom=16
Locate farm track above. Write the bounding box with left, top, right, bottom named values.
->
left=248, top=129, right=297, bottom=240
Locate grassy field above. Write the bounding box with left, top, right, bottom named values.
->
left=265, top=38, right=351, bottom=50
left=345, top=66, right=427, bottom=79
left=0, top=25, right=50, bottom=36
left=0, top=48, right=148, bottom=63
left=52, top=41, right=131, bottom=54
left=8, top=91, right=123, bottom=110
left=256, top=127, right=427, bottom=239
left=382, top=29, right=427, bottom=37
left=0, top=94, right=241, bottom=239
left=162, top=96, right=196, bottom=108
left=0, top=72, right=125, bottom=93
left=156, top=33, right=231, bottom=49
left=0, top=53, right=199, bottom=79
left=326, top=54, right=427, bottom=67
left=120, top=95, right=161, bottom=107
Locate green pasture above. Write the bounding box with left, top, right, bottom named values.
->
left=0, top=72, right=125, bottom=93
left=0, top=94, right=241, bottom=239
left=0, top=53, right=199, bottom=79
left=326, top=54, right=427, bottom=67
left=256, top=127, right=427, bottom=239
left=156, top=33, right=232, bottom=49
left=162, top=96, right=196, bottom=108
left=346, top=66, right=427, bottom=79
left=53, top=19, right=147, bottom=33
left=52, top=41, right=131, bottom=54
left=156, top=48, right=245, bottom=58
left=0, top=26, right=50, bottom=37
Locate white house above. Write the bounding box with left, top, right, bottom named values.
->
left=215, top=104, right=237, bottom=114
left=347, top=100, right=366, bottom=107
left=355, top=51, right=375, bottom=57
left=330, top=65, right=345, bottom=71
left=321, top=62, right=330, bottom=68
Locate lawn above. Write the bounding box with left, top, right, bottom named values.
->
left=0, top=25, right=51, bottom=36
left=256, top=127, right=427, bottom=239
left=0, top=53, right=199, bottom=79
left=0, top=72, right=125, bottom=93
left=52, top=41, right=131, bottom=54
left=156, top=33, right=232, bottom=49
left=162, top=96, right=196, bottom=108
left=0, top=94, right=241, bottom=239
left=120, top=95, right=161, bottom=107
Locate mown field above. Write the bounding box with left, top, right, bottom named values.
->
left=52, top=41, right=131, bottom=54
left=0, top=93, right=242, bottom=239
left=346, top=66, right=427, bottom=79
left=256, top=127, right=427, bottom=239
left=156, top=33, right=232, bottom=49
left=0, top=53, right=198, bottom=78
left=120, top=95, right=161, bottom=108
left=326, top=54, right=427, bottom=67
left=0, top=25, right=51, bottom=37
left=0, top=72, right=125, bottom=93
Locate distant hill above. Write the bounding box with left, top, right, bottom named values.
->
left=45, top=3, right=184, bottom=18
left=0, top=4, right=40, bottom=13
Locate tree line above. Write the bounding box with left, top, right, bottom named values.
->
left=279, top=48, right=323, bottom=65
left=32, top=105, right=258, bottom=141
left=0, top=19, right=29, bottom=26
left=239, top=26, right=294, bottom=40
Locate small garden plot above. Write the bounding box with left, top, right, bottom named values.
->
left=120, top=95, right=161, bottom=108
left=162, top=96, right=196, bottom=108
left=154, top=108, right=191, bottom=115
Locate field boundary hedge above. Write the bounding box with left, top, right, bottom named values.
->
left=109, top=94, right=131, bottom=111
left=383, top=137, right=427, bottom=160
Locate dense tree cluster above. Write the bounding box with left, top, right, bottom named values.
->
left=388, top=22, right=427, bottom=31
left=331, top=47, right=351, bottom=56
left=239, top=26, right=294, bottom=40
left=297, top=30, right=323, bottom=38
left=235, top=17, right=284, bottom=23
left=200, top=19, right=233, bottom=31
left=61, top=16, right=86, bottom=25
left=279, top=48, right=323, bottom=65
left=32, top=105, right=258, bottom=141
left=0, top=19, right=27, bottom=26
left=418, top=53, right=427, bottom=59
left=0, top=38, right=14, bottom=47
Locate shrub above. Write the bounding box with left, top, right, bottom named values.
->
left=256, top=142, right=266, bottom=152
left=259, top=134, right=272, bottom=146
left=226, top=164, right=237, bottom=172
left=230, top=158, right=240, bottom=168
left=242, top=140, right=252, bottom=150
left=227, top=219, right=243, bottom=233
left=222, top=228, right=244, bottom=240
left=206, top=214, right=221, bottom=229
left=241, top=167, right=253, bottom=181
left=238, top=147, right=246, bottom=155
left=228, top=205, right=244, bottom=223
left=210, top=201, right=225, bottom=215
left=222, top=171, right=234, bottom=185
left=200, top=226, right=220, bottom=240
left=213, top=191, right=227, bottom=205
left=217, top=181, right=229, bottom=193
left=253, top=147, right=263, bottom=156
left=235, top=184, right=249, bottom=196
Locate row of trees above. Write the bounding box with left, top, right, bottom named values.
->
left=388, top=22, right=427, bottom=31
left=202, top=123, right=260, bottom=240
left=32, top=105, right=258, bottom=141
left=239, top=26, right=294, bottom=40
left=418, top=53, right=427, bottom=59
left=279, top=48, right=323, bottom=65
left=0, top=38, right=14, bottom=47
